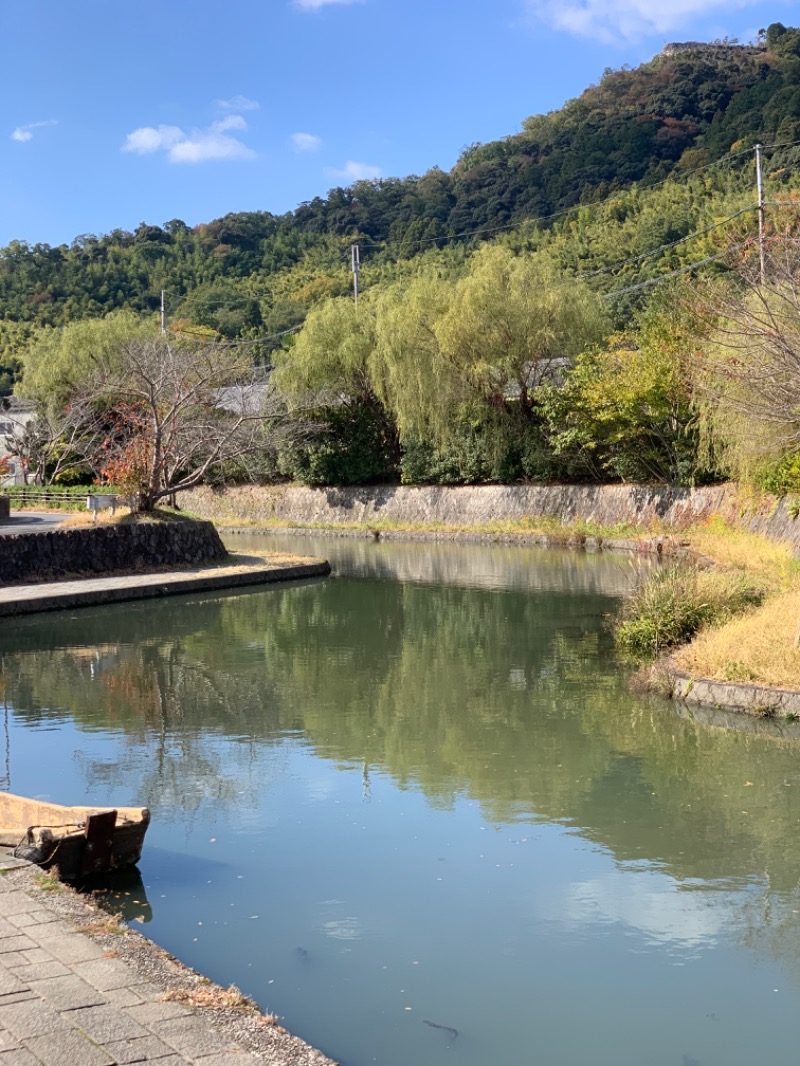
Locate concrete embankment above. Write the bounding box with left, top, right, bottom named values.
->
left=179, top=483, right=800, bottom=552
left=670, top=669, right=800, bottom=718
left=0, top=554, right=330, bottom=617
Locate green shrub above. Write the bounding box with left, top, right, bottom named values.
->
left=278, top=401, right=399, bottom=486
left=400, top=412, right=571, bottom=485
left=614, top=564, right=762, bottom=658
left=757, top=452, right=800, bottom=498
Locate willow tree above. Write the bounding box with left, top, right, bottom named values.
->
left=373, top=247, right=608, bottom=449
left=372, top=271, right=459, bottom=444
left=17, top=311, right=156, bottom=410
left=273, top=296, right=376, bottom=405
left=271, top=295, right=400, bottom=483
left=435, top=246, right=609, bottom=417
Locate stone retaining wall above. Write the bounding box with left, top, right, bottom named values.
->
left=180, top=483, right=800, bottom=551
left=0, top=496, right=9, bottom=522
left=0, top=519, right=227, bottom=586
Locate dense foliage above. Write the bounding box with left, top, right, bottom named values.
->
left=7, top=27, right=800, bottom=493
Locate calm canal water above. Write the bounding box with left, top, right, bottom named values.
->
left=2, top=536, right=800, bottom=1066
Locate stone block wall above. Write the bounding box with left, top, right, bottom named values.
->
left=0, top=519, right=227, bottom=586
left=179, top=483, right=800, bottom=553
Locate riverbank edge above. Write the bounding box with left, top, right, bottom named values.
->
left=0, top=557, right=331, bottom=618
left=219, top=522, right=714, bottom=560
left=4, top=862, right=338, bottom=1065
left=667, top=667, right=800, bottom=719
left=217, top=519, right=800, bottom=725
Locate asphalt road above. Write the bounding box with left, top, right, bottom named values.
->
left=0, top=511, right=67, bottom=536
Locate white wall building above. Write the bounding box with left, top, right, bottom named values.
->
left=0, top=398, right=36, bottom=486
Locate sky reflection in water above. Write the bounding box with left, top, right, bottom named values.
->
left=1, top=536, right=799, bottom=1066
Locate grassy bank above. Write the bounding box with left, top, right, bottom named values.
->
left=620, top=519, right=800, bottom=691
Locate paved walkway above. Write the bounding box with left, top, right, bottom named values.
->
left=0, top=514, right=66, bottom=537
left=0, top=855, right=332, bottom=1065
left=0, top=555, right=330, bottom=618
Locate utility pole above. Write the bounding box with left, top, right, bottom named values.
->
left=756, top=143, right=766, bottom=285
left=160, top=289, right=167, bottom=336
left=351, top=244, right=360, bottom=307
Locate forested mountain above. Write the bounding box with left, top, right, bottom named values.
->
left=4, top=23, right=800, bottom=380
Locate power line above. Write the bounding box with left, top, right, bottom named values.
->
left=576, top=205, right=756, bottom=281
left=603, top=242, right=748, bottom=299
left=171, top=325, right=303, bottom=347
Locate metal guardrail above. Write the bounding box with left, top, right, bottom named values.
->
left=7, top=489, right=88, bottom=507
left=9, top=489, right=121, bottom=506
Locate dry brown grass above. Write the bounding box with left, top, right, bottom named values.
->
left=687, top=518, right=798, bottom=590
left=163, top=983, right=266, bottom=1014
left=673, top=587, right=800, bottom=689
left=59, top=508, right=135, bottom=528
left=78, top=914, right=130, bottom=936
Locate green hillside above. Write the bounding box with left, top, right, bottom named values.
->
left=3, top=25, right=800, bottom=363
left=5, top=24, right=800, bottom=497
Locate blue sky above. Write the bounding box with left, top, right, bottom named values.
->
left=1, top=0, right=797, bottom=247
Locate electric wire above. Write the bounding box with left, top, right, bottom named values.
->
left=576, top=205, right=756, bottom=281
left=603, top=242, right=748, bottom=299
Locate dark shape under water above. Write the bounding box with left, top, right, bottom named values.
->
left=424, top=1019, right=459, bottom=1042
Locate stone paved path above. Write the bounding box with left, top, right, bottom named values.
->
left=0, top=856, right=334, bottom=1066
left=0, top=862, right=267, bottom=1065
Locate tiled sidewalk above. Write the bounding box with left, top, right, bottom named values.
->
left=0, top=856, right=336, bottom=1066
left=0, top=861, right=267, bottom=1065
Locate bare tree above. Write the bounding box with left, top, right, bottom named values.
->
left=692, top=242, right=800, bottom=646
left=5, top=397, right=106, bottom=486
left=75, top=336, right=305, bottom=511
left=694, top=243, right=800, bottom=464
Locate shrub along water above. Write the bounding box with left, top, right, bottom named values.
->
left=614, top=564, right=762, bottom=658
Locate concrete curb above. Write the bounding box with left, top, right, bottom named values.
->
left=670, top=668, right=800, bottom=717
left=0, top=559, right=331, bottom=618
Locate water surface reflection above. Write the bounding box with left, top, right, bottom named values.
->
left=0, top=538, right=799, bottom=1066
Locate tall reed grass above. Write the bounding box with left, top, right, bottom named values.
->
left=614, top=564, right=762, bottom=658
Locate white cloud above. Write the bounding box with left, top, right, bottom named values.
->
left=326, top=160, right=382, bottom=181
left=216, top=95, right=260, bottom=112
left=11, top=119, right=57, bottom=143
left=525, top=0, right=757, bottom=44
left=122, top=115, right=256, bottom=164
left=292, top=132, right=322, bottom=153
left=295, top=0, right=362, bottom=9
left=122, top=125, right=185, bottom=154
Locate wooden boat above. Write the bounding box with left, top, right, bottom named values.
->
left=0, top=793, right=150, bottom=882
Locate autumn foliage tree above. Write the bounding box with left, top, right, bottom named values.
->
left=78, top=335, right=303, bottom=511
